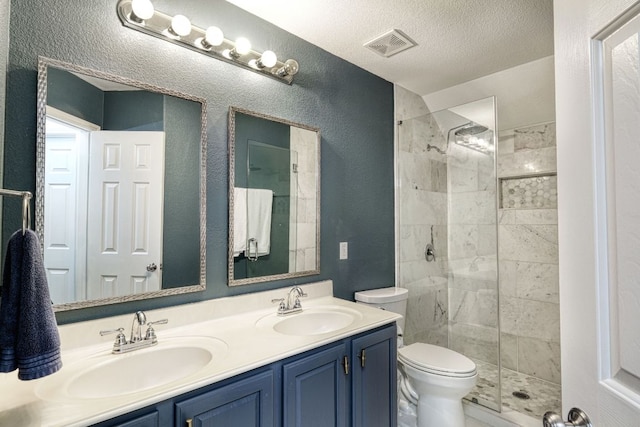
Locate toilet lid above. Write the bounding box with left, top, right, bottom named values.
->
left=398, top=343, right=476, bottom=377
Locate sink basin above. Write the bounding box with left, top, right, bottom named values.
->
left=256, top=306, right=363, bottom=336
left=37, top=336, right=227, bottom=400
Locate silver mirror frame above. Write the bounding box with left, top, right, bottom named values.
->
left=228, top=106, right=320, bottom=286
left=36, top=57, right=207, bottom=311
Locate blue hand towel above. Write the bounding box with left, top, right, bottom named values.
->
left=0, top=229, right=62, bottom=380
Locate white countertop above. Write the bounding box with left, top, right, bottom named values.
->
left=0, top=280, right=400, bottom=426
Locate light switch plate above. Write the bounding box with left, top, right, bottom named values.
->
left=339, top=242, right=348, bottom=260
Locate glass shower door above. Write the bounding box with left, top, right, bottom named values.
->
left=397, top=96, right=500, bottom=411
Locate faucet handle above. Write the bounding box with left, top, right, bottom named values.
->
left=293, top=293, right=307, bottom=309
left=144, top=319, right=168, bottom=342
left=271, top=298, right=286, bottom=312
left=100, top=327, right=127, bottom=347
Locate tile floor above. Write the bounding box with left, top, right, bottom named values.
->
left=467, top=359, right=561, bottom=420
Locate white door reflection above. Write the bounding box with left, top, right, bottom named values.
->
left=45, top=113, right=165, bottom=303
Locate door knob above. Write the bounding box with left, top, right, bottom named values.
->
left=543, top=407, right=592, bottom=427
left=146, top=263, right=158, bottom=272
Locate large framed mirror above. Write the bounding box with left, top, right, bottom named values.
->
left=36, top=57, right=207, bottom=311
left=228, top=107, right=320, bottom=286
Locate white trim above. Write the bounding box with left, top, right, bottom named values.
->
left=46, top=105, right=101, bottom=131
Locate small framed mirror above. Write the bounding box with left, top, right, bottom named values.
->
left=36, top=57, right=207, bottom=311
left=228, top=107, right=320, bottom=286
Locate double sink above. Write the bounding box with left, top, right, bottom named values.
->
left=36, top=303, right=363, bottom=401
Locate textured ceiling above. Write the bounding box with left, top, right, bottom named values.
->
left=226, top=0, right=554, bottom=95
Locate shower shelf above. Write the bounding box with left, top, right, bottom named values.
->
left=499, top=173, right=557, bottom=210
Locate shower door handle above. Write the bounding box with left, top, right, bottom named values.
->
left=543, top=407, right=592, bottom=427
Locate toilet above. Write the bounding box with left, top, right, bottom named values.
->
left=354, top=287, right=477, bottom=427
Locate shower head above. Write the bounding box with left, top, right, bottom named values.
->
left=449, top=122, right=493, bottom=155
left=454, top=124, right=489, bottom=137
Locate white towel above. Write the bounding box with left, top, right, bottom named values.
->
left=247, top=188, right=273, bottom=257
left=233, top=188, right=247, bottom=257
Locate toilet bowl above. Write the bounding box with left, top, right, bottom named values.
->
left=354, top=287, right=477, bottom=427
left=399, top=343, right=477, bottom=427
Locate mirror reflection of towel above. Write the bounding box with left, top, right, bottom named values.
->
left=233, top=187, right=273, bottom=258
left=233, top=188, right=247, bottom=257
left=247, top=189, right=273, bottom=257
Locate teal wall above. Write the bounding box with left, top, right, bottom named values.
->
left=4, top=0, right=395, bottom=323
left=47, top=67, right=105, bottom=127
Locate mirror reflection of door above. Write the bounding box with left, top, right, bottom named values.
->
left=86, top=131, right=164, bottom=300
left=44, top=112, right=164, bottom=303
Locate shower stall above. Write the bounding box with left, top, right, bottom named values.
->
left=396, top=95, right=561, bottom=421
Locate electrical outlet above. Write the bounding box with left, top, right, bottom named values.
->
left=339, top=242, right=348, bottom=260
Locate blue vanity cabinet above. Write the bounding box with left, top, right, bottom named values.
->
left=351, top=324, right=397, bottom=427
left=174, top=369, right=275, bottom=427
left=280, top=323, right=397, bottom=427
left=91, top=323, right=396, bottom=427
left=281, top=342, right=349, bottom=427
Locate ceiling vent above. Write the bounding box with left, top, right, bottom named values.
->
left=364, top=29, right=417, bottom=58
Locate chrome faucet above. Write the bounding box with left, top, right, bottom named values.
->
left=130, top=310, right=147, bottom=342
left=100, top=311, right=168, bottom=354
left=272, top=286, right=308, bottom=315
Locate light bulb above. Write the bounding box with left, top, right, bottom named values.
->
left=234, top=37, right=252, bottom=55
left=204, top=26, right=224, bottom=47
left=169, top=15, right=191, bottom=37
left=131, top=0, right=154, bottom=22
left=276, top=59, right=299, bottom=77
left=258, top=50, right=277, bottom=68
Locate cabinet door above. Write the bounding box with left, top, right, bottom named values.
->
left=351, top=324, right=397, bottom=427
left=282, top=343, right=348, bottom=427
left=174, top=370, right=274, bottom=427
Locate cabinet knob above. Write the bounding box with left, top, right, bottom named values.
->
left=186, top=418, right=193, bottom=427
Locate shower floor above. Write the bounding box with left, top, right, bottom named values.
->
left=467, top=359, right=562, bottom=420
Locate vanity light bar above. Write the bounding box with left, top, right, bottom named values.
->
left=116, top=0, right=300, bottom=84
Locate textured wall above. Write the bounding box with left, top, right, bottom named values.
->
left=4, top=0, right=395, bottom=323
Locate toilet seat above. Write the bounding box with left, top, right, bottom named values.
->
left=398, top=343, right=476, bottom=378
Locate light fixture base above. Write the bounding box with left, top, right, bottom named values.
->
left=116, top=0, right=298, bottom=85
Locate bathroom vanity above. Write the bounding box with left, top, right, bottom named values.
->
left=0, top=281, right=399, bottom=427
left=96, top=323, right=396, bottom=427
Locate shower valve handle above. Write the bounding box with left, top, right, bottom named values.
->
left=425, top=243, right=436, bottom=262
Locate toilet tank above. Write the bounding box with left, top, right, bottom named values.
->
left=354, top=287, right=408, bottom=333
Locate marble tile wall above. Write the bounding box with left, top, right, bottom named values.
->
left=289, top=127, right=319, bottom=272
left=396, top=86, right=449, bottom=346
left=498, top=123, right=557, bottom=177
left=498, top=122, right=561, bottom=385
